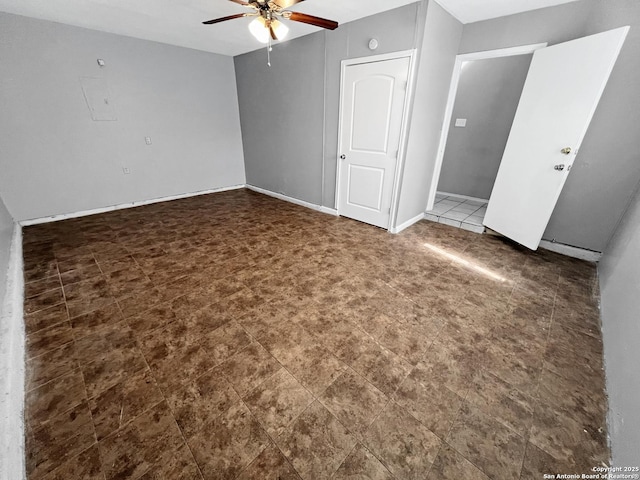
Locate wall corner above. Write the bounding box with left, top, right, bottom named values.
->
left=0, top=223, right=25, bottom=480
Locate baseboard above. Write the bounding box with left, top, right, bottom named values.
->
left=437, top=191, right=489, bottom=203
left=390, top=213, right=425, bottom=234
left=19, top=184, right=246, bottom=226
left=539, top=240, right=602, bottom=262
left=0, top=224, right=25, bottom=480
left=246, top=185, right=338, bottom=216
left=319, top=206, right=339, bottom=216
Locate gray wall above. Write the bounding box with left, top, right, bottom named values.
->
left=234, top=33, right=325, bottom=205
left=598, top=183, right=640, bottom=466
left=0, top=12, right=246, bottom=222
left=458, top=0, right=640, bottom=252
left=0, top=195, right=14, bottom=307
left=234, top=3, right=423, bottom=208
left=395, top=0, right=463, bottom=225
left=438, top=54, right=532, bottom=200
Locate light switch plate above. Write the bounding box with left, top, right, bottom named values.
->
left=455, top=118, right=467, bottom=127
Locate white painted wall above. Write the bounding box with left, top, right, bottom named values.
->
left=395, top=0, right=463, bottom=226
left=0, top=194, right=24, bottom=480
left=598, top=183, right=640, bottom=466
left=0, top=12, right=246, bottom=222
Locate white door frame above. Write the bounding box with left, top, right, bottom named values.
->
left=335, top=49, right=418, bottom=231
left=425, top=43, right=548, bottom=212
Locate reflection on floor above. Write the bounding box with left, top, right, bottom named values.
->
left=22, top=188, right=607, bottom=479
left=425, top=192, right=488, bottom=234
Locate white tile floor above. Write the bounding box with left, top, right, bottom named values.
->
left=425, top=193, right=488, bottom=234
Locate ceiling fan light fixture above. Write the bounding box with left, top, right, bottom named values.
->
left=272, top=19, right=289, bottom=41
left=249, top=17, right=270, bottom=43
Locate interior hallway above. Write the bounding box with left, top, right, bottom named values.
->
left=22, top=189, right=607, bottom=479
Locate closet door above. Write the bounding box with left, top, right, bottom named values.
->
left=337, top=56, right=411, bottom=229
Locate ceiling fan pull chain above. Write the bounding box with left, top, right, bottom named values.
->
left=267, top=36, right=272, bottom=67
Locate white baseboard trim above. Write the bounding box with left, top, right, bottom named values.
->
left=319, top=206, right=339, bottom=216
left=0, top=224, right=25, bottom=480
left=246, top=185, right=338, bottom=216
left=539, top=240, right=602, bottom=262
left=437, top=191, right=489, bottom=204
left=19, top=185, right=246, bottom=226
left=390, top=213, right=425, bottom=234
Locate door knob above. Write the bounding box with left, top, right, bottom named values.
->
left=561, top=147, right=572, bottom=155
left=340, top=154, right=346, bottom=160
left=554, top=164, right=565, bottom=171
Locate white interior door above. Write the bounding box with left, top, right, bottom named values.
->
left=337, top=56, right=410, bottom=229
left=484, top=26, right=629, bottom=250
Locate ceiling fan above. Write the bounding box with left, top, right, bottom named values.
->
left=202, top=0, right=339, bottom=44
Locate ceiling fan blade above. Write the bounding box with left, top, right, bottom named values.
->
left=273, top=0, right=304, bottom=8
left=228, top=0, right=251, bottom=4
left=288, top=12, right=338, bottom=30
left=202, top=13, right=247, bottom=25
left=269, top=24, right=278, bottom=40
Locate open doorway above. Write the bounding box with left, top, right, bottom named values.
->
left=427, top=28, right=628, bottom=249
left=425, top=44, right=546, bottom=232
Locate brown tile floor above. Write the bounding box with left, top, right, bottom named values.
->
left=22, top=189, right=608, bottom=480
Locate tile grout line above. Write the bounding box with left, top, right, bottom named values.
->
left=236, top=314, right=395, bottom=479
left=21, top=190, right=607, bottom=478
left=521, top=273, right=563, bottom=472
left=164, top=400, right=207, bottom=480
left=59, top=254, right=102, bottom=474
left=434, top=388, right=496, bottom=479
left=105, top=266, right=202, bottom=480
left=190, top=314, right=321, bottom=479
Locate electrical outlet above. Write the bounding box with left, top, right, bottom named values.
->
left=455, top=118, right=467, bottom=127
left=145, top=136, right=152, bottom=145
left=122, top=167, right=131, bottom=175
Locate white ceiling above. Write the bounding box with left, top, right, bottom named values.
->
left=436, top=0, right=581, bottom=24
left=0, top=0, right=418, bottom=56
left=0, top=0, right=582, bottom=56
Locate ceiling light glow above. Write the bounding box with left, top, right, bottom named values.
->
left=249, top=17, right=270, bottom=44
left=249, top=17, right=289, bottom=44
